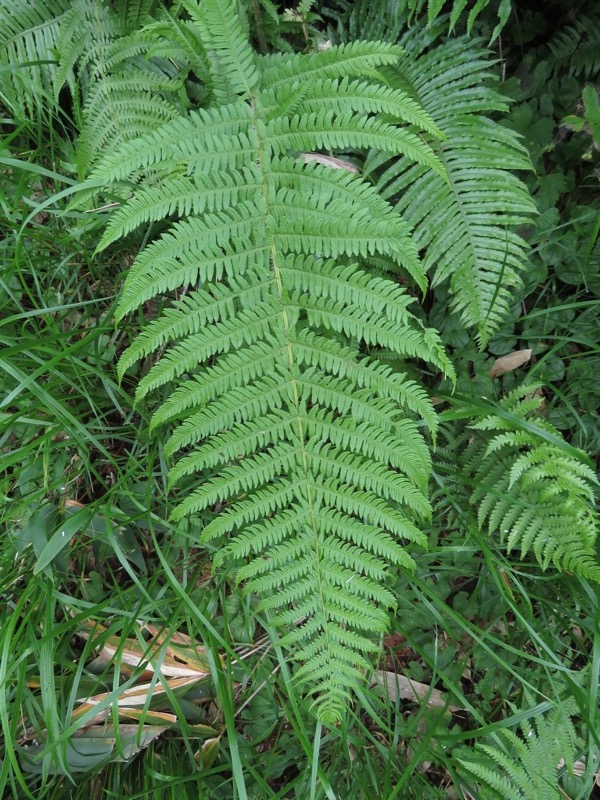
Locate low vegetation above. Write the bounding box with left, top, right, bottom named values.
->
left=1, top=1, right=598, bottom=797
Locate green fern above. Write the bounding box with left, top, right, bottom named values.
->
left=91, top=0, right=455, bottom=721
left=457, top=705, right=579, bottom=800
left=54, top=0, right=187, bottom=176
left=325, top=0, right=512, bottom=39
left=358, top=25, right=537, bottom=347
left=0, top=0, right=70, bottom=121
left=547, top=15, right=600, bottom=80
left=452, top=386, right=600, bottom=580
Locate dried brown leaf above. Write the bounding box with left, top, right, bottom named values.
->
left=373, top=671, right=459, bottom=711
left=300, top=153, right=359, bottom=172
left=489, top=348, right=532, bottom=378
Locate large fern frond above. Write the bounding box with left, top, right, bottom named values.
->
left=93, top=0, right=454, bottom=722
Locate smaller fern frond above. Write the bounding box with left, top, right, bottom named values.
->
left=463, top=387, right=600, bottom=580
left=0, top=0, right=69, bottom=121
left=364, top=30, right=537, bottom=346
left=457, top=705, right=578, bottom=800
left=52, top=0, right=189, bottom=176
left=325, top=0, right=512, bottom=41
left=140, top=16, right=212, bottom=87
left=547, top=15, right=600, bottom=80
left=120, top=0, right=155, bottom=29
left=54, top=0, right=123, bottom=97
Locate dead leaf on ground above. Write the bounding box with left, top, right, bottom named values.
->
left=373, top=670, right=459, bottom=712
left=69, top=621, right=216, bottom=727
left=72, top=675, right=207, bottom=728
left=78, top=620, right=213, bottom=678
left=489, top=348, right=532, bottom=378
left=196, top=736, right=221, bottom=770
left=300, top=153, right=359, bottom=172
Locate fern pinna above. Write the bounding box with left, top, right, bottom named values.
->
left=93, top=0, right=453, bottom=721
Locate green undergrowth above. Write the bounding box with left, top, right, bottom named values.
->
left=1, top=0, right=599, bottom=798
